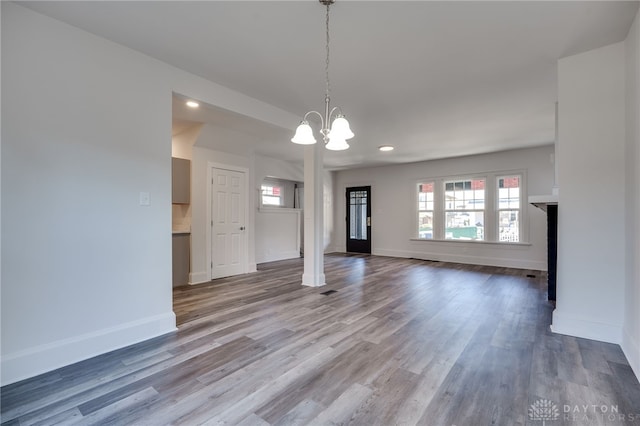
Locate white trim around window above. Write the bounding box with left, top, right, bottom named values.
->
left=414, top=170, right=528, bottom=244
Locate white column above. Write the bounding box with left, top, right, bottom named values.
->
left=302, top=141, right=326, bottom=287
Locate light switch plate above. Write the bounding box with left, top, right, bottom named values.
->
left=139, top=192, right=150, bottom=206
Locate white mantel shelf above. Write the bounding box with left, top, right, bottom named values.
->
left=529, top=194, right=559, bottom=212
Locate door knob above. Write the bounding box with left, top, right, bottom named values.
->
left=240, top=226, right=246, bottom=231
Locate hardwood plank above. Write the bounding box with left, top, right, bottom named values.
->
left=2, top=254, right=639, bottom=426
left=29, top=408, right=83, bottom=426
left=344, top=367, right=421, bottom=425
left=199, top=347, right=340, bottom=425
left=73, top=387, right=159, bottom=426
left=235, top=413, right=270, bottom=426
left=307, top=383, right=373, bottom=426
left=272, top=399, right=325, bottom=426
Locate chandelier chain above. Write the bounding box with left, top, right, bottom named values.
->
left=290, top=0, right=352, bottom=150
left=325, top=2, right=331, bottom=100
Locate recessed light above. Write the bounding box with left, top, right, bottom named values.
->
left=379, top=145, right=394, bottom=152
left=186, top=100, right=199, bottom=108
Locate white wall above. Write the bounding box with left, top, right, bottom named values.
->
left=1, top=3, right=174, bottom=384
left=333, top=146, right=554, bottom=270
left=190, top=147, right=334, bottom=267
left=324, top=170, right=336, bottom=253
left=255, top=156, right=304, bottom=263
left=0, top=3, right=298, bottom=385
left=188, top=128, right=317, bottom=281
left=553, top=42, right=626, bottom=344
left=190, top=134, right=256, bottom=284
left=623, top=9, right=640, bottom=378
left=172, top=123, right=202, bottom=161
left=255, top=209, right=301, bottom=263
left=255, top=155, right=304, bottom=186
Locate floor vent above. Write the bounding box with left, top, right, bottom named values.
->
left=320, top=290, right=338, bottom=296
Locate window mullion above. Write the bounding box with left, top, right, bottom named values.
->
left=485, top=174, right=496, bottom=242
left=434, top=179, right=444, bottom=240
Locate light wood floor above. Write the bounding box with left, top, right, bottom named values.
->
left=2, top=254, right=640, bottom=425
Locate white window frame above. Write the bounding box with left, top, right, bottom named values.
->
left=496, top=174, right=523, bottom=243
left=261, top=183, right=284, bottom=207
left=417, top=182, right=435, bottom=240
left=414, top=170, right=527, bottom=244
left=443, top=177, right=487, bottom=241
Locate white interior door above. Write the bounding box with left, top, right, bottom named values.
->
left=211, top=167, right=247, bottom=279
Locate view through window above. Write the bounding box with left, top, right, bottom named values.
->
left=261, top=184, right=283, bottom=206
left=444, top=178, right=485, bottom=241
left=416, top=172, right=523, bottom=243
left=417, top=182, right=434, bottom=239
left=497, top=175, right=521, bottom=242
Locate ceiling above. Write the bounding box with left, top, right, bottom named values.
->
left=21, top=1, right=639, bottom=169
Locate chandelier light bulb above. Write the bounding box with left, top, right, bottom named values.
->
left=329, top=115, right=354, bottom=140
left=325, top=136, right=350, bottom=151
left=291, top=121, right=317, bottom=145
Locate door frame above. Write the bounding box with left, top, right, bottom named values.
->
left=345, top=185, right=372, bottom=254
left=206, top=162, right=250, bottom=280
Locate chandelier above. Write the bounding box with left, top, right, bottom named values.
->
left=291, top=0, right=354, bottom=151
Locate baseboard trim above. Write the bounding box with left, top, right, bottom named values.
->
left=551, top=309, right=622, bottom=344
left=302, top=272, right=326, bottom=287
left=189, top=271, right=209, bottom=285
left=255, top=251, right=300, bottom=264
left=1, top=311, right=177, bottom=386
left=622, top=326, right=640, bottom=380
left=372, top=248, right=547, bottom=271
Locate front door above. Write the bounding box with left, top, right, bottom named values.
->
left=346, top=186, right=371, bottom=253
left=211, top=167, right=247, bottom=279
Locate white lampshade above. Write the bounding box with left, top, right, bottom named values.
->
left=291, top=121, right=317, bottom=145
left=325, top=136, right=350, bottom=151
left=329, top=115, right=354, bottom=140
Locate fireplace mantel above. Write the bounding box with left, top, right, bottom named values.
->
left=529, top=194, right=559, bottom=212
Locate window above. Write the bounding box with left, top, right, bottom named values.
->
left=417, top=182, right=434, bottom=239
left=444, top=178, right=485, bottom=241
left=260, top=178, right=303, bottom=209
left=261, top=184, right=283, bottom=206
left=497, top=175, right=520, bottom=242
left=349, top=189, right=368, bottom=240
left=415, top=171, right=524, bottom=243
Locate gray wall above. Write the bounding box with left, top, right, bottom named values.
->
left=334, top=145, right=555, bottom=270
left=0, top=3, right=297, bottom=385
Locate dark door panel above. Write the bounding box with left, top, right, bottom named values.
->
left=346, top=186, right=371, bottom=253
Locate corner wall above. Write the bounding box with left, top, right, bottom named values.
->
left=1, top=3, right=177, bottom=385
left=553, top=42, right=626, bottom=344
left=623, top=9, right=640, bottom=378
left=0, top=3, right=299, bottom=385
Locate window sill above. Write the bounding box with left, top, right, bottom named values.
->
left=258, top=207, right=302, bottom=213
left=410, top=238, right=531, bottom=247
